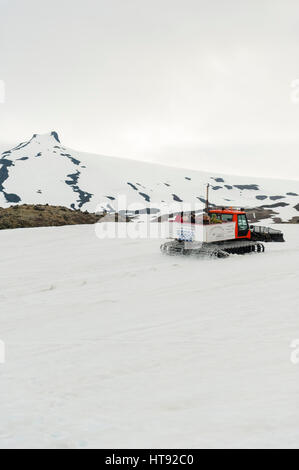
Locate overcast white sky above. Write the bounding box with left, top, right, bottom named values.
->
left=1, top=0, right=299, bottom=179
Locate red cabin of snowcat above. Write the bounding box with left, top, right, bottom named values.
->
left=208, top=208, right=251, bottom=240
left=175, top=207, right=251, bottom=241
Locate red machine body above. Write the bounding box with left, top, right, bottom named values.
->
left=174, top=207, right=251, bottom=241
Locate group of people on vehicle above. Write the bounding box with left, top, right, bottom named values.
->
left=203, top=213, right=223, bottom=225
left=179, top=211, right=223, bottom=225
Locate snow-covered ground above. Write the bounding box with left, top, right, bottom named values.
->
left=1, top=223, right=299, bottom=448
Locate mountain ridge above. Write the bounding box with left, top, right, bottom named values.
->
left=1, top=132, right=299, bottom=222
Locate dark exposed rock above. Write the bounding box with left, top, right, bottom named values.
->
left=172, top=194, right=183, bottom=202
left=4, top=193, right=21, bottom=203
left=260, top=202, right=289, bottom=208
left=212, top=177, right=225, bottom=183
left=246, top=208, right=279, bottom=223
left=127, top=182, right=138, bottom=191
left=196, top=197, right=216, bottom=207
left=269, top=195, right=285, bottom=200
left=139, top=192, right=150, bottom=202
left=65, top=171, right=93, bottom=208
left=0, top=158, right=22, bottom=203
left=51, top=131, right=60, bottom=143
left=233, top=184, right=259, bottom=191
left=60, top=153, right=80, bottom=166
left=134, top=208, right=160, bottom=214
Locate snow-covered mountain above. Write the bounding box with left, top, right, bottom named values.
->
left=1, top=131, right=299, bottom=222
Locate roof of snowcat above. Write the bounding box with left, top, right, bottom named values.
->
left=209, top=207, right=246, bottom=214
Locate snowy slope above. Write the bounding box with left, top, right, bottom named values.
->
left=1, top=132, right=299, bottom=221
left=1, top=224, right=299, bottom=448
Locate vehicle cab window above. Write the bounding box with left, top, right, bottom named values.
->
left=237, top=214, right=249, bottom=236
left=222, top=214, right=233, bottom=222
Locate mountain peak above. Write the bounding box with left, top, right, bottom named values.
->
left=31, top=131, right=61, bottom=144
left=50, top=131, right=60, bottom=143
